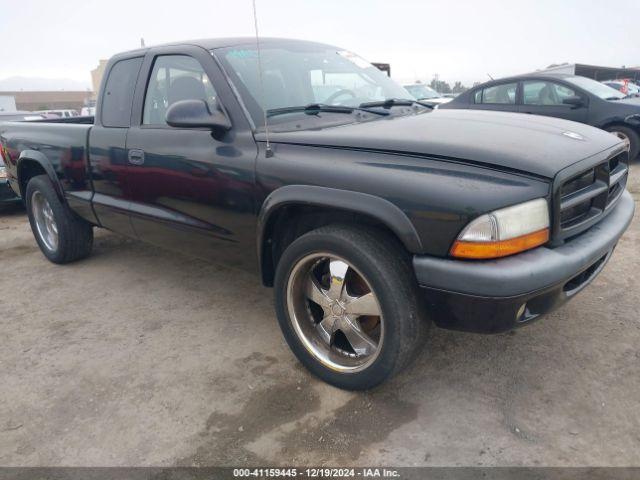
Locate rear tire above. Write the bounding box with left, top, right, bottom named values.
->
left=274, top=224, right=429, bottom=390
left=605, top=125, right=639, bottom=160
left=25, top=175, right=93, bottom=263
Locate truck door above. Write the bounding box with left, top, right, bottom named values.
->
left=124, top=47, right=258, bottom=270
left=89, top=56, right=143, bottom=237
left=518, top=80, right=588, bottom=123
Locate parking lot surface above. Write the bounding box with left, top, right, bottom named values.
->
left=1, top=165, right=638, bottom=467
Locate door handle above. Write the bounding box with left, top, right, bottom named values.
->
left=128, top=149, right=145, bottom=165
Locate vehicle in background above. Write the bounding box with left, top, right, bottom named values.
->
left=36, top=109, right=79, bottom=118
left=0, top=152, right=21, bottom=206
left=441, top=73, right=640, bottom=159
left=0, top=112, right=45, bottom=205
left=0, top=39, right=634, bottom=389
left=404, top=83, right=453, bottom=106
left=0, top=111, right=45, bottom=123
left=603, top=80, right=640, bottom=97
left=80, top=106, right=96, bottom=116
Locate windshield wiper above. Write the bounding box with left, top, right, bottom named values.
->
left=605, top=96, right=622, bottom=101
left=359, top=98, right=433, bottom=109
left=267, top=103, right=390, bottom=118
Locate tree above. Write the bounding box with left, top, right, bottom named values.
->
left=429, top=75, right=452, bottom=94
left=452, top=81, right=467, bottom=94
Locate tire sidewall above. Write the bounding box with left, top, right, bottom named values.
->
left=606, top=125, right=639, bottom=160
left=25, top=176, right=66, bottom=263
left=274, top=229, right=417, bottom=390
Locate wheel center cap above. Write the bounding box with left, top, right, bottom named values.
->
left=331, top=302, right=344, bottom=316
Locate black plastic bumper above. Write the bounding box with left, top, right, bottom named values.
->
left=413, top=190, right=635, bottom=333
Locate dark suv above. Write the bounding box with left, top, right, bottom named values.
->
left=441, top=73, right=640, bottom=160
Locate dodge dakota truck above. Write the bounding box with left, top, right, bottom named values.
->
left=0, top=38, right=634, bottom=390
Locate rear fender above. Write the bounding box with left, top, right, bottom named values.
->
left=17, top=150, right=66, bottom=203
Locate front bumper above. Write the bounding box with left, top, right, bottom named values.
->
left=413, top=190, right=635, bottom=333
left=0, top=178, right=20, bottom=204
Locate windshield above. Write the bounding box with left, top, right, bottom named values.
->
left=565, top=76, right=626, bottom=100
left=404, top=84, right=440, bottom=99
left=215, top=42, right=413, bottom=127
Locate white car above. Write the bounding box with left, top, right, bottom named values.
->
left=403, top=84, right=454, bottom=106
left=36, top=109, right=79, bottom=118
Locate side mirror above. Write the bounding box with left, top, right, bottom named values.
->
left=562, top=95, right=585, bottom=108
left=165, top=99, right=231, bottom=132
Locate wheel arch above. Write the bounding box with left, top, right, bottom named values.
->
left=258, top=185, right=423, bottom=287
left=16, top=151, right=65, bottom=203
left=601, top=119, right=639, bottom=131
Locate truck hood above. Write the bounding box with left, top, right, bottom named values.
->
left=265, top=109, right=623, bottom=178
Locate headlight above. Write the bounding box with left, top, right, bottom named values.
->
left=450, top=198, right=550, bottom=259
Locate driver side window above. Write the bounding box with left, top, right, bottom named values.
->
left=143, top=55, right=217, bottom=125
left=523, top=81, right=576, bottom=106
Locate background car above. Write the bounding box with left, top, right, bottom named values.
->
left=0, top=111, right=44, bottom=205
left=35, top=109, right=79, bottom=118
left=0, top=111, right=45, bottom=123
left=403, top=83, right=453, bottom=106
left=440, top=73, right=640, bottom=159
left=0, top=148, right=20, bottom=206
left=603, top=80, right=640, bottom=97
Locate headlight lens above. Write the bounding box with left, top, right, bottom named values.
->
left=450, top=198, right=550, bottom=259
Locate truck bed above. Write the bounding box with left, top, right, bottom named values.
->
left=0, top=120, right=95, bottom=220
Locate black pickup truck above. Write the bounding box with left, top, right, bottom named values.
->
left=0, top=38, right=634, bottom=389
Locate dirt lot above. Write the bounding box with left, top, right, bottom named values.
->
left=1, top=165, right=639, bottom=467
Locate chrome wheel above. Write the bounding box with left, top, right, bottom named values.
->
left=610, top=130, right=631, bottom=150
left=31, top=191, right=58, bottom=252
left=286, top=253, right=383, bottom=373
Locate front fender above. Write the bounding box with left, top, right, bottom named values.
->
left=257, top=184, right=423, bottom=271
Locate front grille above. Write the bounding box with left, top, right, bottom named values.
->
left=554, top=150, right=628, bottom=242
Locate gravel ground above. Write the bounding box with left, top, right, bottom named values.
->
left=0, top=164, right=638, bottom=467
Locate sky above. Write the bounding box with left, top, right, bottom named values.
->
left=1, top=0, right=638, bottom=89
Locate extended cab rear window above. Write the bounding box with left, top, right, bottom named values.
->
left=101, top=57, right=143, bottom=128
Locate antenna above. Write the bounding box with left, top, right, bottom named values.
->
left=487, top=73, right=494, bottom=80
left=252, top=0, right=273, bottom=157
left=141, top=37, right=146, bottom=47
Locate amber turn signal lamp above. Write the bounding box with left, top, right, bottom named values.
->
left=450, top=228, right=550, bottom=259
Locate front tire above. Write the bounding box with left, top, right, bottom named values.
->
left=26, top=175, right=93, bottom=264
left=274, top=224, right=429, bottom=390
left=605, top=125, right=639, bottom=160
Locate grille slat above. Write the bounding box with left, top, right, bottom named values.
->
left=555, top=151, right=628, bottom=241
left=609, top=164, right=628, bottom=187
left=560, top=181, right=608, bottom=211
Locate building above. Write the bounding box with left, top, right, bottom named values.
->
left=0, top=95, right=17, bottom=112
left=0, top=90, right=94, bottom=112
left=535, top=63, right=640, bottom=81
left=91, top=60, right=108, bottom=94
